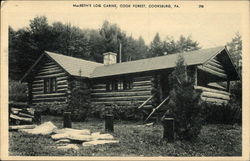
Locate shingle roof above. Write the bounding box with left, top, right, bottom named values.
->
left=45, top=51, right=103, bottom=77
left=90, top=46, right=225, bottom=78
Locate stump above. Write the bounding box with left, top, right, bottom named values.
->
left=63, top=112, right=72, bottom=128
left=105, top=114, right=114, bottom=132
left=162, top=118, right=175, bottom=142
left=33, top=111, right=41, bottom=125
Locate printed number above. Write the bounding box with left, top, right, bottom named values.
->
left=199, top=5, right=204, bottom=8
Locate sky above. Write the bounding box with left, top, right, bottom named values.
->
left=4, top=1, right=244, bottom=48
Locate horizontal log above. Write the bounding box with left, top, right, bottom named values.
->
left=133, top=85, right=152, bottom=89
left=210, top=57, right=221, bottom=64
left=36, top=69, right=64, bottom=76
left=92, top=95, right=152, bottom=102
left=197, top=66, right=227, bottom=79
left=57, top=84, right=68, bottom=88
left=34, top=73, right=66, bottom=79
left=9, top=125, right=36, bottom=130
left=32, top=91, right=44, bottom=94
left=40, top=64, right=58, bottom=70
left=206, top=61, right=224, bottom=70
left=91, top=87, right=152, bottom=93
left=201, top=91, right=230, bottom=100
left=207, top=84, right=226, bottom=91
left=32, top=86, right=43, bottom=91
left=56, top=76, right=68, bottom=81
left=32, top=80, right=43, bottom=83
left=194, top=86, right=230, bottom=95
left=18, top=112, right=34, bottom=118
left=204, top=63, right=226, bottom=74
left=91, top=91, right=152, bottom=98
left=57, top=80, right=67, bottom=84
left=33, top=93, right=66, bottom=98
left=32, top=83, right=43, bottom=88
left=201, top=97, right=228, bottom=105
left=10, top=114, right=32, bottom=122
left=133, top=81, right=152, bottom=87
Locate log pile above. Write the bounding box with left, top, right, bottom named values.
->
left=11, top=121, right=119, bottom=149
left=9, top=105, right=35, bottom=125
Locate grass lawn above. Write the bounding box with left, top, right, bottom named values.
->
left=9, top=115, right=242, bottom=156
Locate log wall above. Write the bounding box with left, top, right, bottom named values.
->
left=30, top=58, right=69, bottom=105
left=91, top=75, right=155, bottom=109
left=194, top=86, right=230, bottom=105
left=198, top=56, right=228, bottom=79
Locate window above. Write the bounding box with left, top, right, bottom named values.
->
left=123, top=80, right=133, bottom=90
left=106, top=79, right=133, bottom=91
left=44, top=78, right=57, bottom=93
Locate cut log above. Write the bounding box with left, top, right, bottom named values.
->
left=91, top=133, right=114, bottom=140
left=82, top=140, right=119, bottom=146
left=19, top=121, right=57, bottom=135
left=18, top=112, right=34, bottom=118
left=10, top=114, right=32, bottom=122
left=9, top=124, right=36, bottom=130
left=53, top=128, right=91, bottom=135
left=55, top=139, right=71, bottom=144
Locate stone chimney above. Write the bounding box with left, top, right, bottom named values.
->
left=103, top=52, right=117, bottom=65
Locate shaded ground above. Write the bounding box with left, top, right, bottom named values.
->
left=9, top=115, right=242, bottom=156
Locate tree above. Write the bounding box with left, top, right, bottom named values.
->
left=149, top=34, right=200, bottom=58
left=149, top=33, right=164, bottom=57
left=226, top=33, right=242, bottom=104
left=167, top=54, right=202, bottom=141
left=226, top=32, right=242, bottom=76
left=175, top=35, right=200, bottom=53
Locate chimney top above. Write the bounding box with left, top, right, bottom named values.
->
left=103, top=52, right=117, bottom=65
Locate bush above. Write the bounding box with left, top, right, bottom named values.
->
left=89, top=102, right=143, bottom=120
left=167, top=54, right=203, bottom=141
left=67, top=87, right=91, bottom=122
left=9, top=80, right=27, bottom=102
left=33, top=102, right=67, bottom=115
left=202, top=101, right=242, bottom=124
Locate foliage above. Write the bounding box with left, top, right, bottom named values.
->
left=9, top=115, right=242, bottom=156
left=226, top=32, right=242, bottom=76
left=226, top=33, right=242, bottom=105
left=148, top=34, right=200, bottom=57
left=167, top=55, right=203, bottom=141
left=89, top=103, right=143, bottom=120
left=9, top=80, right=27, bottom=102
left=202, top=101, right=242, bottom=125
left=9, top=17, right=149, bottom=80
left=32, top=102, right=67, bottom=115
left=9, top=16, right=200, bottom=81
left=67, top=87, right=91, bottom=121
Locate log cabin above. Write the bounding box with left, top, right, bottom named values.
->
left=20, top=46, right=240, bottom=116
